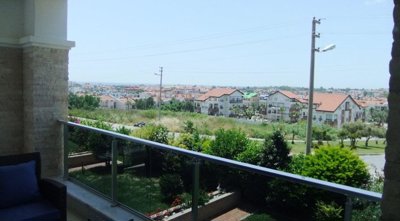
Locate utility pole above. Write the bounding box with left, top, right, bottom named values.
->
left=155, top=67, right=163, bottom=121
left=306, top=17, right=320, bottom=155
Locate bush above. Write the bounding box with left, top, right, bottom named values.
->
left=133, top=124, right=169, bottom=175
left=159, top=174, right=184, bottom=203
left=314, top=201, right=343, bottom=221
left=352, top=174, right=383, bottom=221
left=236, top=141, right=263, bottom=165
left=180, top=190, right=210, bottom=208
left=301, top=146, right=370, bottom=188
left=207, top=128, right=249, bottom=159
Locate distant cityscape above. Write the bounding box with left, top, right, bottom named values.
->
left=69, top=81, right=388, bottom=128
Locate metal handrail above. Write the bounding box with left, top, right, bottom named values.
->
left=61, top=120, right=382, bottom=202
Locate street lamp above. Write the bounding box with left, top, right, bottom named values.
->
left=154, top=67, right=163, bottom=121
left=305, top=17, right=335, bottom=155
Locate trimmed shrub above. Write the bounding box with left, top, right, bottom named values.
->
left=301, top=146, right=370, bottom=188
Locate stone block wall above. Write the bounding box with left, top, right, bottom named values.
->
left=0, top=46, right=24, bottom=155
left=23, top=46, right=69, bottom=177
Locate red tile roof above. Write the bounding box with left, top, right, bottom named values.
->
left=196, top=88, right=238, bottom=101
left=355, top=99, right=387, bottom=108
left=272, top=90, right=306, bottom=102
left=279, top=90, right=300, bottom=99
left=312, top=93, right=355, bottom=112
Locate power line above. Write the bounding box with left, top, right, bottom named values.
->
left=73, top=22, right=301, bottom=55
left=71, top=34, right=307, bottom=63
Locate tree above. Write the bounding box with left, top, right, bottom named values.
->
left=341, top=121, right=365, bottom=148
left=289, top=103, right=302, bottom=123
left=161, top=98, right=194, bottom=112
left=260, top=130, right=291, bottom=170
left=68, top=93, right=100, bottom=110
left=312, top=125, right=336, bottom=145
left=360, top=125, right=386, bottom=147
left=134, top=97, right=155, bottom=110
left=369, top=108, right=388, bottom=126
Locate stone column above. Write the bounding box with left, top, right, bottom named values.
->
left=22, top=46, right=69, bottom=177
left=381, top=0, right=400, bottom=220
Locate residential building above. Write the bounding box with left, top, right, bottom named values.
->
left=242, top=92, right=259, bottom=107
left=195, top=88, right=243, bottom=117
left=98, top=95, right=128, bottom=110
left=356, top=98, right=388, bottom=121
left=1, top=1, right=398, bottom=220
left=266, top=90, right=305, bottom=122
left=303, top=92, right=363, bottom=127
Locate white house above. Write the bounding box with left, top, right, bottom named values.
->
left=302, top=92, right=363, bottom=127
left=98, top=95, right=127, bottom=110
left=195, top=88, right=243, bottom=117
left=266, top=90, right=305, bottom=122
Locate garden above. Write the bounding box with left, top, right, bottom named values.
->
left=66, top=116, right=383, bottom=220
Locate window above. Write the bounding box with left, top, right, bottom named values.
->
left=345, top=101, right=350, bottom=110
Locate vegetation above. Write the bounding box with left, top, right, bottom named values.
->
left=161, top=98, right=194, bottom=112
left=368, top=108, right=388, bottom=126
left=301, top=147, right=370, bottom=187
left=260, top=131, right=291, bottom=169
left=314, top=201, right=343, bottom=221
left=134, top=97, right=155, bottom=110
left=339, top=121, right=385, bottom=148
left=68, top=93, right=100, bottom=110
left=206, top=128, right=248, bottom=159
left=70, top=171, right=169, bottom=214
left=68, top=107, right=384, bottom=220
left=159, top=174, right=184, bottom=203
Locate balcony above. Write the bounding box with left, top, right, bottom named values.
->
left=61, top=120, right=381, bottom=221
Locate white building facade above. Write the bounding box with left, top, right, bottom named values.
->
left=195, top=88, right=243, bottom=117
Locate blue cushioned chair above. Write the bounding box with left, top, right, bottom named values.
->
left=0, top=152, right=66, bottom=221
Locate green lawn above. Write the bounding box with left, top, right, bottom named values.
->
left=290, top=140, right=385, bottom=155
left=69, top=169, right=169, bottom=214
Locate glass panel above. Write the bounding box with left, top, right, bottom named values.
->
left=67, top=125, right=112, bottom=199
left=116, top=142, right=193, bottom=219
left=351, top=197, right=381, bottom=221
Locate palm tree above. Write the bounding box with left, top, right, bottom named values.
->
left=381, top=2, right=400, bottom=220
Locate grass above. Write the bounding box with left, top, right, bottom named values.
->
left=69, top=108, right=386, bottom=155
left=289, top=140, right=386, bottom=155
left=69, top=169, right=169, bottom=214
left=70, top=108, right=306, bottom=139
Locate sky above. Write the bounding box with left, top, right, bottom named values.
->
left=68, top=0, right=393, bottom=89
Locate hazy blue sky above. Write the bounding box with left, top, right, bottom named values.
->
left=68, top=0, right=392, bottom=89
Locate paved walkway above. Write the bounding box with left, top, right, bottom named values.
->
left=361, top=154, right=385, bottom=175
left=211, top=204, right=254, bottom=221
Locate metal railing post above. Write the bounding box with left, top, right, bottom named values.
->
left=111, top=139, right=118, bottom=207
left=63, top=124, right=69, bottom=180
left=192, top=159, right=200, bottom=221
left=344, top=197, right=353, bottom=221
